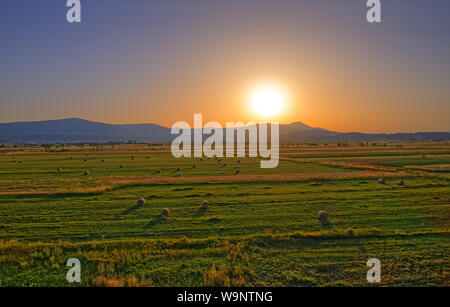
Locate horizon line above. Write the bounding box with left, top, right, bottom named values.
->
left=0, top=117, right=449, bottom=135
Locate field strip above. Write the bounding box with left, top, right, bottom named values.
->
left=1, top=228, right=448, bottom=248
left=98, top=171, right=401, bottom=184
left=0, top=171, right=402, bottom=196
left=281, top=157, right=399, bottom=172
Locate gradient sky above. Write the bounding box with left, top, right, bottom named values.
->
left=1, top=0, right=449, bottom=133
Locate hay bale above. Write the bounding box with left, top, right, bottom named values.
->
left=137, top=198, right=146, bottom=206
left=192, top=165, right=196, bottom=168
left=84, top=171, right=90, bottom=176
left=160, top=208, right=170, bottom=218
left=201, top=200, right=209, bottom=209
left=397, top=180, right=405, bottom=186
left=317, top=210, right=328, bottom=221
left=237, top=160, right=241, bottom=163
left=57, top=168, right=62, bottom=172
left=235, top=169, right=240, bottom=175
left=156, top=169, right=161, bottom=174
left=120, top=165, right=124, bottom=168
left=378, top=178, right=385, bottom=184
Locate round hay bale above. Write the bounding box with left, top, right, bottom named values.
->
left=192, top=165, right=196, bottom=168
left=201, top=200, right=209, bottom=209
left=235, top=169, right=240, bottom=175
left=378, top=178, right=385, bottom=184
left=317, top=210, right=328, bottom=221
left=101, top=160, right=105, bottom=163
left=84, top=171, right=90, bottom=176
left=137, top=198, right=146, bottom=206
left=84, top=159, right=87, bottom=162
left=57, top=168, right=62, bottom=172
left=120, top=165, right=124, bottom=168
left=156, top=169, right=161, bottom=174
left=397, top=180, right=405, bottom=186
left=160, top=208, right=170, bottom=218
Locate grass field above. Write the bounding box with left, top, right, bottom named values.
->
left=0, top=143, right=448, bottom=286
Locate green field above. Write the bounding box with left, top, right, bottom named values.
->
left=0, top=143, right=448, bottom=286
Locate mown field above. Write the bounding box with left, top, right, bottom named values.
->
left=0, top=143, right=448, bottom=287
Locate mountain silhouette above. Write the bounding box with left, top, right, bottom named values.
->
left=0, top=118, right=448, bottom=143
left=0, top=118, right=171, bottom=143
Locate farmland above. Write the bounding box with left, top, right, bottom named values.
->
left=0, top=143, right=449, bottom=286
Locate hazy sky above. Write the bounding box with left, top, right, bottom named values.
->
left=1, top=0, right=449, bottom=133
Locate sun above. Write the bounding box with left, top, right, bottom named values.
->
left=249, top=84, right=287, bottom=118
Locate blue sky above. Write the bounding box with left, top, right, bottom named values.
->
left=1, top=0, right=449, bottom=132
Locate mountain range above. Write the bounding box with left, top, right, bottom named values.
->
left=0, top=118, right=448, bottom=144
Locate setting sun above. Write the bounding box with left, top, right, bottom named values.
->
left=249, top=84, right=287, bottom=118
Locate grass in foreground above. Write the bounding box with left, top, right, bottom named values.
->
left=0, top=143, right=448, bottom=286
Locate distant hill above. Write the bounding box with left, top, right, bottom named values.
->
left=0, top=118, right=171, bottom=143
left=0, top=118, right=448, bottom=144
